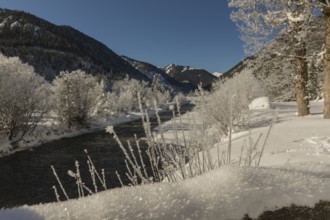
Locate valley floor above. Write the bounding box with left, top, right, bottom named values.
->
left=1, top=101, right=330, bottom=219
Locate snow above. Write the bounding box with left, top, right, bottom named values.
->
left=182, top=66, right=198, bottom=72
left=163, top=64, right=199, bottom=74
left=2, top=164, right=330, bottom=220
left=249, top=96, right=271, bottom=110
left=10, top=21, right=21, bottom=30
left=286, top=12, right=305, bottom=23
left=211, top=101, right=330, bottom=167
left=0, top=16, right=14, bottom=28
left=163, top=64, right=175, bottom=74
left=1, top=101, right=330, bottom=219
left=212, top=72, right=222, bottom=77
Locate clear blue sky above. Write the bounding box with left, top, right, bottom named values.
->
left=0, top=0, right=245, bottom=73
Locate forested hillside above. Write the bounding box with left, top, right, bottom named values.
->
left=0, top=9, right=149, bottom=82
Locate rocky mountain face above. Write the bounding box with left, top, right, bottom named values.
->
left=163, top=64, right=218, bottom=89
left=0, top=9, right=150, bottom=83
left=121, top=56, right=196, bottom=93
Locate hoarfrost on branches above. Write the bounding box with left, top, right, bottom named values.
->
left=0, top=53, right=51, bottom=144
left=53, top=70, right=103, bottom=127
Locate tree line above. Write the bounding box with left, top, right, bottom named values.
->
left=0, top=54, right=173, bottom=146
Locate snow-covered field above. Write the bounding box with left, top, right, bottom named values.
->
left=1, top=100, right=330, bottom=219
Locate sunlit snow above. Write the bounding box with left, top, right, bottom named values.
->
left=1, top=100, right=330, bottom=219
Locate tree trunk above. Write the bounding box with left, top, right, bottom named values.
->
left=324, top=13, right=330, bottom=118
left=294, top=41, right=310, bottom=116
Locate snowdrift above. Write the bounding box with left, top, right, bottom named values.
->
left=2, top=163, right=330, bottom=220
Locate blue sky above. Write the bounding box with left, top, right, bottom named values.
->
left=0, top=0, right=245, bottom=73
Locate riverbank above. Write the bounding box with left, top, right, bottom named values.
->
left=0, top=113, right=138, bottom=157
left=0, top=102, right=189, bottom=158
left=0, top=102, right=195, bottom=209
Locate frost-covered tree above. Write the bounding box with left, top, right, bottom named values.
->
left=229, top=0, right=313, bottom=116
left=250, top=39, right=296, bottom=101
left=53, top=70, right=103, bottom=127
left=111, top=76, right=148, bottom=113
left=0, top=54, right=51, bottom=143
left=202, top=71, right=262, bottom=136
left=233, top=16, right=324, bottom=102
left=150, top=75, right=171, bottom=106
left=307, top=53, right=322, bottom=100
left=197, top=71, right=262, bottom=163
left=110, top=76, right=170, bottom=113
left=318, top=0, right=330, bottom=118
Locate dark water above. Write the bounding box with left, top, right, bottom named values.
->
left=0, top=104, right=194, bottom=209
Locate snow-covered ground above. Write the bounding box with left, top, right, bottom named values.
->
left=223, top=101, right=330, bottom=167
left=1, top=100, right=330, bottom=219
left=159, top=99, right=330, bottom=167
left=2, top=164, right=330, bottom=220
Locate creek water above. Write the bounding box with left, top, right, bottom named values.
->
left=0, top=104, right=194, bottom=209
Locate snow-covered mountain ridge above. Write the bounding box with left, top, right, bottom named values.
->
left=121, top=56, right=196, bottom=93
left=212, top=72, right=222, bottom=77
left=162, top=63, right=218, bottom=88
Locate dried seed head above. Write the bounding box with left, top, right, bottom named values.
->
left=105, top=125, right=114, bottom=134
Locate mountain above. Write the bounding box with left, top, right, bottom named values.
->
left=0, top=9, right=150, bottom=83
left=221, top=56, right=255, bottom=79
left=212, top=72, right=222, bottom=78
left=163, top=64, right=218, bottom=88
left=121, top=56, right=196, bottom=93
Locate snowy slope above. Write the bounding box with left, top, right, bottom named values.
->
left=1, top=101, right=330, bottom=219
left=2, top=164, right=330, bottom=220
left=162, top=64, right=217, bottom=88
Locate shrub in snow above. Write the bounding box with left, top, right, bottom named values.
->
left=53, top=70, right=103, bottom=127
left=202, top=71, right=263, bottom=136
left=151, top=75, right=171, bottom=107
left=102, top=91, right=120, bottom=116
left=110, top=76, right=170, bottom=114
left=111, top=77, right=142, bottom=113
left=0, top=54, right=51, bottom=144
left=173, top=92, right=186, bottom=106
left=156, top=90, right=171, bottom=107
